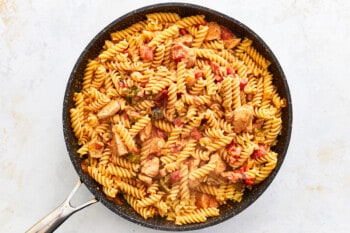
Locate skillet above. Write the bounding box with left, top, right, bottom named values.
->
left=26, top=2, right=292, bottom=232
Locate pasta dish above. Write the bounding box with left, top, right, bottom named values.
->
left=69, top=12, right=286, bottom=225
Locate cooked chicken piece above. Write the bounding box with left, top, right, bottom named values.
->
left=109, top=131, right=128, bottom=156
left=88, top=140, right=104, bottom=158
left=139, top=45, right=154, bottom=61
left=141, top=157, right=160, bottom=178
left=159, top=168, right=167, bottom=178
left=97, top=100, right=120, bottom=119
left=183, top=48, right=196, bottom=68
left=138, top=173, right=152, bottom=186
left=224, top=38, right=241, bottom=49
left=205, top=22, right=221, bottom=41
left=209, top=153, right=226, bottom=175
left=171, top=43, right=196, bottom=68
left=232, top=105, right=254, bottom=133
left=196, top=193, right=219, bottom=209
left=173, top=34, right=193, bottom=46
left=148, top=137, right=166, bottom=155
left=221, top=171, right=242, bottom=182
left=139, top=122, right=152, bottom=142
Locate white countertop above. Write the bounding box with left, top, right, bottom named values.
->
left=1, top=0, right=349, bottom=232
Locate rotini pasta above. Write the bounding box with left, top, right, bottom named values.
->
left=70, top=13, right=286, bottom=225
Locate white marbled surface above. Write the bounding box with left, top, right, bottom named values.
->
left=1, top=0, right=350, bottom=232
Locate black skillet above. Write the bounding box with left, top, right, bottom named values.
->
left=26, top=3, right=292, bottom=232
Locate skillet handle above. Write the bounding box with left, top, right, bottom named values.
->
left=26, top=180, right=97, bottom=233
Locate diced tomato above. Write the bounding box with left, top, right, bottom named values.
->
left=226, top=140, right=236, bottom=151
left=156, top=128, right=167, bottom=139
left=169, top=170, right=181, bottom=184
left=190, top=128, right=203, bottom=140
left=220, top=26, right=234, bottom=40
left=180, top=28, right=187, bottom=35
left=210, top=61, right=220, bottom=73
left=195, top=70, right=203, bottom=79
left=242, top=173, right=254, bottom=185
left=240, top=79, right=248, bottom=90
left=226, top=67, right=235, bottom=75
left=140, top=45, right=154, bottom=61
left=227, top=141, right=242, bottom=163
left=251, top=144, right=268, bottom=159
left=245, top=177, right=255, bottom=185
left=171, top=44, right=187, bottom=62
left=154, top=90, right=168, bottom=102
left=214, top=75, right=223, bottom=82
left=154, top=90, right=168, bottom=107
left=238, top=165, right=248, bottom=173
left=118, top=81, right=126, bottom=88
left=173, top=117, right=183, bottom=127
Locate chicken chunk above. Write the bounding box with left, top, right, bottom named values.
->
left=171, top=43, right=196, bottom=68
left=138, top=173, right=152, bottom=186
left=173, top=34, right=193, bottom=46
left=205, top=22, right=221, bottom=41
left=146, top=136, right=166, bottom=155
left=88, top=140, right=104, bottom=158
left=97, top=100, right=120, bottom=119
left=140, top=45, right=154, bottom=61
left=141, top=157, right=160, bottom=178
left=232, top=105, right=254, bottom=133
left=196, top=193, right=219, bottom=209
left=220, top=25, right=235, bottom=40
left=224, top=38, right=241, bottom=49
left=183, top=48, right=196, bottom=68
left=209, top=153, right=226, bottom=175
left=109, top=131, right=128, bottom=156
left=221, top=171, right=242, bottom=182
left=251, top=144, right=268, bottom=159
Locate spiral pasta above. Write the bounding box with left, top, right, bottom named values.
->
left=146, top=12, right=181, bottom=23
left=70, top=12, right=286, bottom=225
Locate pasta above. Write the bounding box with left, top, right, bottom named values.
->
left=70, top=12, right=286, bottom=225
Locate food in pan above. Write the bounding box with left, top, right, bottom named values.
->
left=69, top=12, right=286, bottom=225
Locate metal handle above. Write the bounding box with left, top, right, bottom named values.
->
left=26, top=180, right=97, bottom=233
